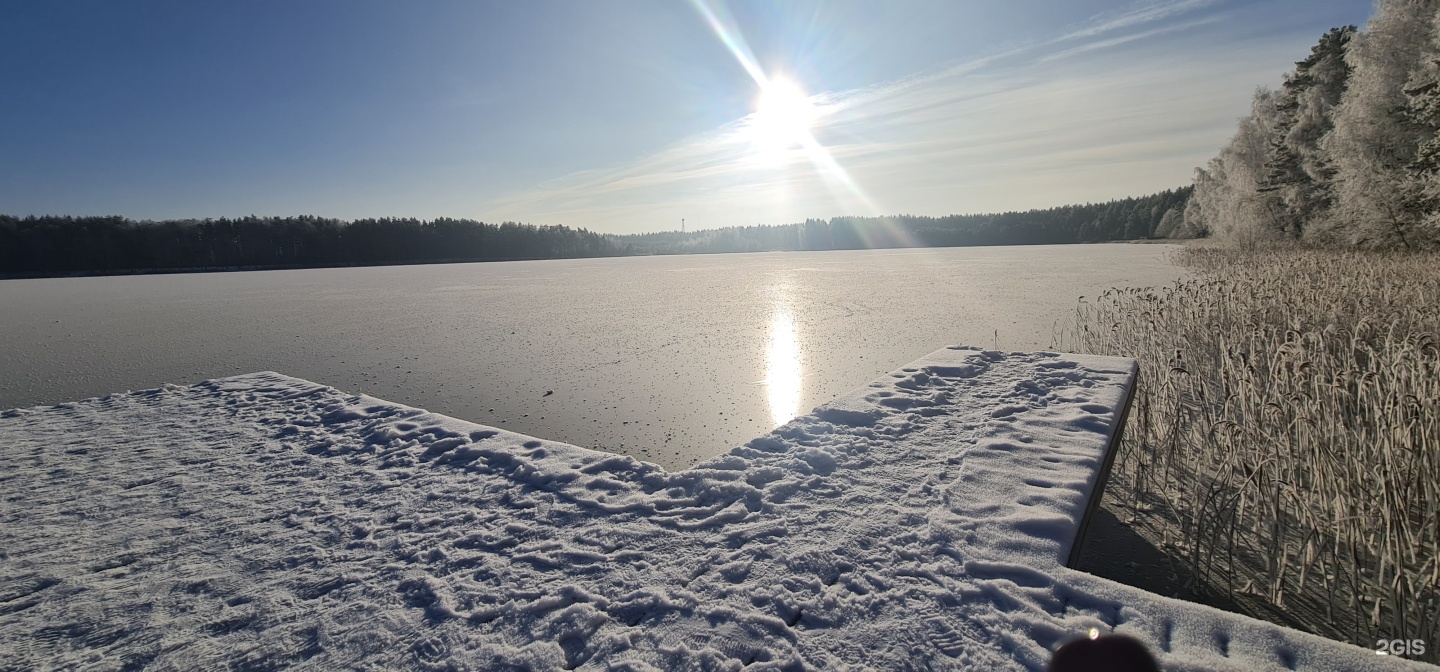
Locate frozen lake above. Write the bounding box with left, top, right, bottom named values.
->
left=0, top=244, right=1184, bottom=469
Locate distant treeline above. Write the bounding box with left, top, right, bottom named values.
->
left=1, top=186, right=1192, bottom=278
left=622, top=186, right=1192, bottom=255
left=0, top=215, right=622, bottom=277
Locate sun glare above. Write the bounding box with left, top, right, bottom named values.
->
left=750, top=78, right=817, bottom=155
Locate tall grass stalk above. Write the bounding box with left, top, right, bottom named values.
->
left=1063, top=247, right=1440, bottom=643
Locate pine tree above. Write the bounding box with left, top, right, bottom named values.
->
left=1257, top=27, right=1357, bottom=239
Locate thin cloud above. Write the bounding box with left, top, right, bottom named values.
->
left=1054, top=0, right=1219, bottom=42
left=480, top=0, right=1273, bottom=233
left=1038, top=15, right=1227, bottom=63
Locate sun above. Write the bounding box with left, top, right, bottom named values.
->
left=749, top=77, right=816, bottom=154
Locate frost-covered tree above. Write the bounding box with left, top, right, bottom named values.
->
left=1153, top=206, right=1184, bottom=238
left=1185, top=88, right=1286, bottom=248
left=1321, top=0, right=1440, bottom=248
left=1259, top=27, right=1356, bottom=239
left=1401, top=11, right=1440, bottom=247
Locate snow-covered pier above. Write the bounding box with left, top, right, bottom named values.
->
left=0, top=347, right=1420, bottom=670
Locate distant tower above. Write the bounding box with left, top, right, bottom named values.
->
left=682, top=218, right=686, bottom=233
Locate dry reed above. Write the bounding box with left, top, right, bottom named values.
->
left=1062, top=247, right=1440, bottom=645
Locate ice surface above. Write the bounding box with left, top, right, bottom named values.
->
left=0, top=244, right=1186, bottom=470
left=0, top=347, right=1417, bottom=670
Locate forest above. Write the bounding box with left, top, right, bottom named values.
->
left=0, top=216, right=623, bottom=277
left=0, top=186, right=1192, bottom=278
left=619, top=186, right=1191, bottom=255
left=1185, top=5, right=1440, bottom=249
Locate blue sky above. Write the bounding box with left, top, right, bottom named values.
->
left=1, top=0, right=1372, bottom=233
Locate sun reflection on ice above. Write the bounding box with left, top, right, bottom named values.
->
left=766, top=308, right=802, bottom=426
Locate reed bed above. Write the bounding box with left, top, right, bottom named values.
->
left=1062, top=247, right=1440, bottom=644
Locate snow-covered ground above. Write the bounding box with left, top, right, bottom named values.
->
left=0, top=346, right=1419, bottom=670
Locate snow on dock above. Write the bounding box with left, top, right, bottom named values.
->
left=0, top=346, right=1419, bottom=670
